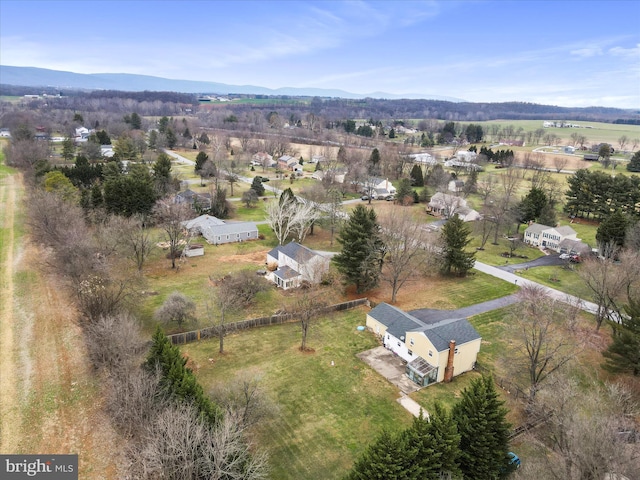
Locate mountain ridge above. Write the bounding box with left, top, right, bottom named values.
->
left=0, top=65, right=465, bottom=102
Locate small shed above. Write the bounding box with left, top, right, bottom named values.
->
left=185, top=244, right=204, bottom=257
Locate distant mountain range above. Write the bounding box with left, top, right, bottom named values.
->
left=0, top=65, right=464, bottom=102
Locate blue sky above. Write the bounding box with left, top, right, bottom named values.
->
left=1, top=0, right=639, bottom=108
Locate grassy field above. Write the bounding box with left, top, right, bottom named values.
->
left=517, top=264, right=593, bottom=299
left=185, top=308, right=413, bottom=479
left=478, top=119, right=640, bottom=147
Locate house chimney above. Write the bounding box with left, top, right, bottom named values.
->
left=443, top=340, right=456, bottom=383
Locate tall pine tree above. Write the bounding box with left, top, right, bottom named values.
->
left=345, top=430, right=408, bottom=480
left=603, top=299, right=640, bottom=375
left=440, top=215, right=476, bottom=276
left=333, top=204, right=383, bottom=293
left=452, top=376, right=513, bottom=479
left=146, top=326, right=221, bottom=425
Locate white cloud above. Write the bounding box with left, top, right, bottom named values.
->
left=570, top=47, right=603, bottom=58
left=608, top=43, right=640, bottom=58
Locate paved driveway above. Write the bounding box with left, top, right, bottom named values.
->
left=498, top=254, right=565, bottom=273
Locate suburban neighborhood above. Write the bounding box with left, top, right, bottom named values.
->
left=1, top=1, right=640, bottom=477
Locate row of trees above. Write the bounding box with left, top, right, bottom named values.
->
left=346, top=376, right=514, bottom=480
left=564, top=169, right=640, bottom=221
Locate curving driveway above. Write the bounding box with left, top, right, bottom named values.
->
left=498, top=254, right=566, bottom=273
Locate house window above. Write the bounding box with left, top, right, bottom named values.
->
left=410, top=338, right=415, bottom=346
left=226, top=235, right=229, bottom=240
left=408, top=350, right=413, bottom=356
left=397, top=341, right=401, bottom=347
left=247, top=232, right=250, bottom=237
left=454, top=348, right=459, bottom=354
left=428, top=350, right=433, bottom=357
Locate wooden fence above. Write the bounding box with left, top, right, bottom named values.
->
left=167, top=298, right=369, bottom=345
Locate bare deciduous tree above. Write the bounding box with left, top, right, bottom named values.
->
left=578, top=249, right=640, bottom=330
left=530, top=375, right=640, bottom=480
left=508, top=285, right=579, bottom=401
left=84, top=312, right=146, bottom=374
left=132, top=403, right=268, bottom=480
left=378, top=209, right=431, bottom=303
left=155, top=291, right=197, bottom=328
left=265, top=197, right=321, bottom=245
left=154, top=199, right=192, bottom=268
left=210, top=373, right=277, bottom=429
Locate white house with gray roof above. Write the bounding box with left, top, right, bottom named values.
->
left=366, top=303, right=481, bottom=386
left=266, top=242, right=330, bottom=289
left=524, top=223, right=579, bottom=252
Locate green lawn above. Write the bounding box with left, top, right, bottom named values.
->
left=471, top=239, right=545, bottom=266
left=185, top=308, right=414, bottom=480
left=517, top=265, right=593, bottom=299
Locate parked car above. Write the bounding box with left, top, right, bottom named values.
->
left=361, top=195, right=370, bottom=201
left=559, top=253, right=571, bottom=260
left=508, top=452, right=521, bottom=469
left=569, top=254, right=582, bottom=263
left=385, top=195, right=395, bottom=202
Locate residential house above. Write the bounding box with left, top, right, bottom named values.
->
left=277, top=155, right=301, bottom=172
left=310, top=155, right=326, bottom=164
left=427, top=193, right=480, bottom=221
left=182, top=214, right=258, bottom=245
left=312, top=168, right=347, bottom=184
left=175, top=189, right=213, bottom=211
left=409, top=153, right=438, bottom=165
left=558, top=238, right=591, bottom=256
left=366, top=303, right=481, bottom=385
left=524, top=223, right=579, bottom=252
left=360, top=177, right=396, bottom=197
left=251, top=152, right=276, bottom=168
left=266, top=242, right=330, bottom=290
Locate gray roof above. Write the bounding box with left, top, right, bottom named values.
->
left=555, top=225, right=577, bottom=236
left=278, top=242, right=318, bottom=263
left=368, top=303, right=424, bottom=340
left=369, top=302, right=481, bottom=352
left=273, top=265, right=300, bottom=280
left=524, top=223, right=547, bottom=235
left=201, top=221, right=258, bottom=240
left=182, top=214, right=225, bottom=231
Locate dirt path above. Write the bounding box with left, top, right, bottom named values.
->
left=0, top=169, right=20, bottom=451
left=0, top=167, right=121, bottom=475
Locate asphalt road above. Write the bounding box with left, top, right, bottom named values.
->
left=498, top=254, right=566, bottom=273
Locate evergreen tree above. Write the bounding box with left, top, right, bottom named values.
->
left=440, top=215, right=476, bottom=276
left=147, top=129, right=158, bottom=150
left=537, top=202, right=558, bottom=227
left=389, top=128, right=396, bottom=139
left=369, top=148, right=381, bottom=175
left=61, top=136, right=75, bottom=162
left=603, top=299, right=640, bottom=375
left=250, top=176, right=265, bottom=196
left=627, top=150, right=640, bottom=172
left=130, top=112, right=142, bottom=130
left=198, top=132, right=210, bottom=145
left=153, top=152, right=173, bottom=196
left=103, top=174, right=156, bottom=217
left=146, top=327, right=221, bottom=425
left=195, top=151, right=209, bottom=173
left=165, top=127, right=177, bottom=149
left=452, top=376, right=513, bottom=480
left=395, top=178, right=414, bottom=204
left=429, top=403, right=462, bottom=477
left=344, top=430, right=408, bottom=480
left=517, top=187, right=548, bottom=226
left=596, top=210, right=629, bottom=252
left=333, top=205, right=383, bottom=293
left=410, top=164, right=424, bottom=187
